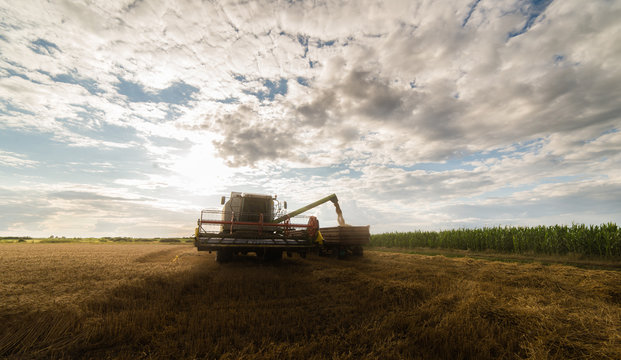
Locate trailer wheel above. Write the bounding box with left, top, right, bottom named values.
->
left=337, top=246, right=347, bottom=259
left=352, top=246, right=364, bottom=256
left=216, top=249, right=233, bottom=263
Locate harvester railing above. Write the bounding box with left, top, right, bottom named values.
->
left=197, top=210, right=312, bottom=236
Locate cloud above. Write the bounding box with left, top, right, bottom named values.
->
left=0, top=150, right=39, bottom=168
left=297, top=67, right=411, bottom=124
left=0, top=0, right=619, bottom=236
left=49, top=190, right=141, bottom=202
left=209, top=104, right=302, bottom=166
left=0, top=184, right=196, bottom=237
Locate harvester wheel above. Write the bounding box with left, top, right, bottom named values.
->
left=216, top=249, right=233, bottom=263
left=265, top=249, right=282, bottom=262
left=352, top=246, right=363, bottom=256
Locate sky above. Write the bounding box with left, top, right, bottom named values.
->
left=0, top=0, right=620, bottom=237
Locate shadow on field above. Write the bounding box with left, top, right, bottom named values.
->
left=2, top=256, right=332, bottom=359
left=2, top=250, right=620, bottom=359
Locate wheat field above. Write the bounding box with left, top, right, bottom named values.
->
left=1, top=243, right=620, bottom=359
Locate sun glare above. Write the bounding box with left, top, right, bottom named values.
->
left=168, top=143, right=238, bottom=194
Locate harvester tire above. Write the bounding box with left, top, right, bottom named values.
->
left=216, top=249, right=233, bottom=263
left=352, top=246, right=363, bottom=256
left=265, top=249, right=282, bottom=262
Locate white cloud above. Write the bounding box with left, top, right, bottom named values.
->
left=0, top=150, right=39, bottom=168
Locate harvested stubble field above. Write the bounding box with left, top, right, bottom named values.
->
left=1, top=243, right=620, bottom=359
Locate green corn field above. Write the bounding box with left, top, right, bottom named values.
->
left=370, top=223, right=621, bottom=257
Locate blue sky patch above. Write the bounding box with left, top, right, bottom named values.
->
left=52, top=72, right=104, bottom=95
left=214, top=97, right=239, bottom=104
left=29, top=38, right=61, bottom=55
left=4, top=68, right=31, bottom=82
left=116, top=78, right=199, bottom=105
left=0, top=127, right=158, bottom=183
left=243, top=78, right=288, bottom=102
left=116, top=78, right=153, bottom=102
left=391, top=159, right=476, bottom=173
left=462, top=0, right=481, bottom=27
left=60, top=116, right=139, bottom=144
left=158, top=82, right=199, bottom=105
left=233, top=74, right=247, bottom=82
left=296, top=77, right=309, bottom=87
left=316, top=39, right=335, bottom=48
left=297, top=34, right=309, bottom=58
left=508, top=0, right=554, bottom=38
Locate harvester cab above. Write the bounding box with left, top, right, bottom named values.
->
left=219, top=192, right=280, bottom=233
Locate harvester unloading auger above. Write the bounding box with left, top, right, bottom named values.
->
left=194, top=192, right=370, bottom=262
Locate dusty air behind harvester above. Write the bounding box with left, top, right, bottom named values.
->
left=194, top=192, right=370, bottom=262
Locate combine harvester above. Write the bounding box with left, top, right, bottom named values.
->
left=194, top=192, right=369, bottom=262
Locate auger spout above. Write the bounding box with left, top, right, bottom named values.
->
left=272, top=194, right=338, bottom=223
